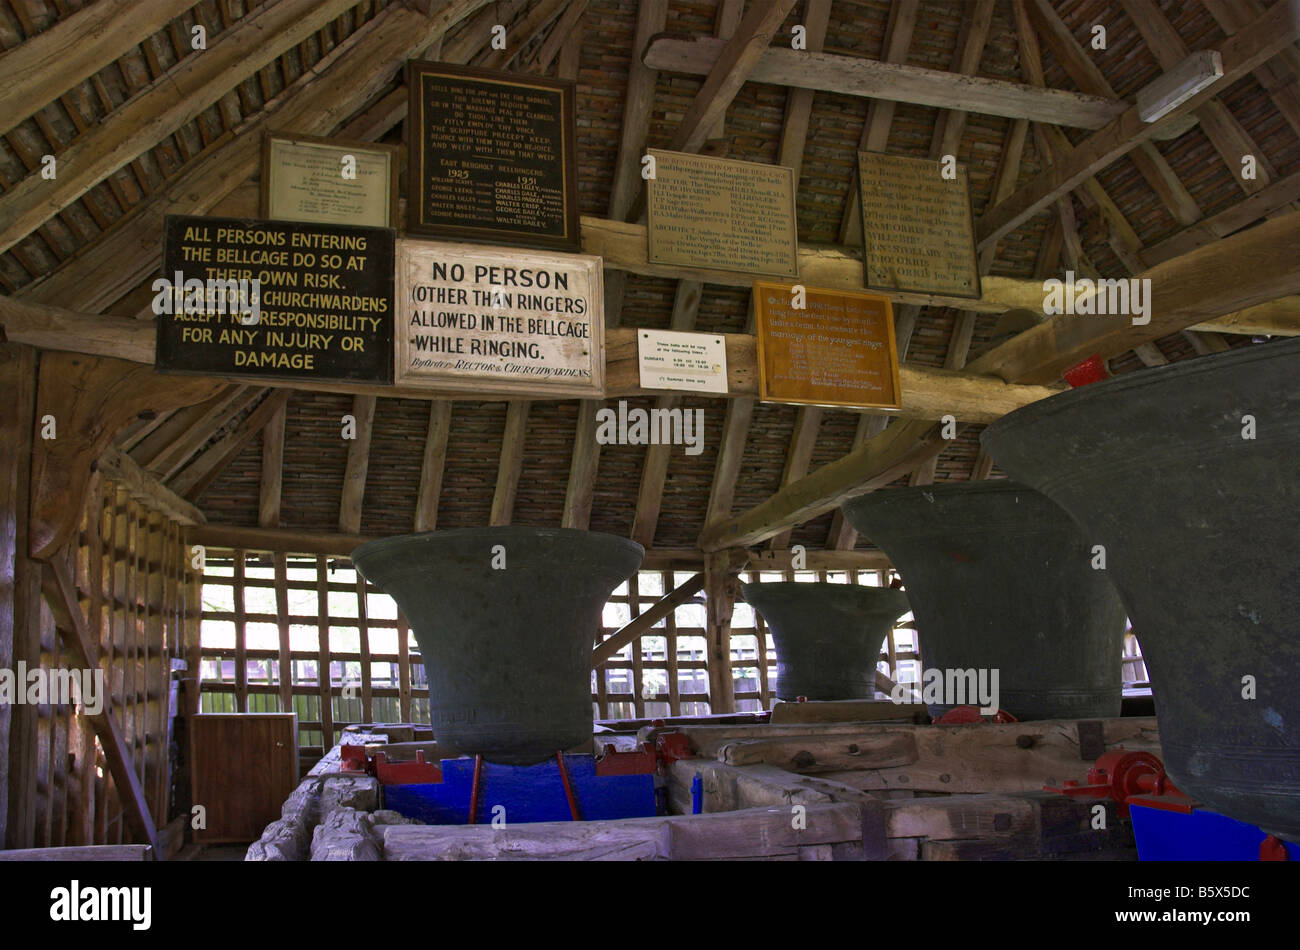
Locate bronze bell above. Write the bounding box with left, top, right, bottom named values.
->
left=352, top=527, right=643, bottom=765
left=842, top=482, right=1127, bottom=721
left=982, top=338, right=1300, bottom=840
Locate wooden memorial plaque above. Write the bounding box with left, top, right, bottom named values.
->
left=407, top=61, right=579, bottom=251
left=261, top=133, right=400, bottom=228
left=394, top=239, right=604, bottom=398
left=155, top=214, right=395, bottom=384
left=753, top=281, right=901, bottom=410
left=646, top=149, right=798, bottom=279
left=857, top=151, right=980, bottom=299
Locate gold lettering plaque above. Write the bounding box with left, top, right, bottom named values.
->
left=261, top=134, right=399, bottom=228
left=857, top=151, right=980, bottom=299
left=753, top=281, right=901, bottom=410
left=646, top=149, right=798, bottom=279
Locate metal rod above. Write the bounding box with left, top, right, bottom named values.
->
left=555, top=752, right=582, bottom=821
left=467, top=754, right=483, bottom=825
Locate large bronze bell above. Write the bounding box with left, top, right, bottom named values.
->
left=351, top=527, right=644, bottom=765
left=842, top=482, right=1127, bottom=720
left=741, top=582, right=909, bottom=701
left=981, top=339, right=1300, bottom=839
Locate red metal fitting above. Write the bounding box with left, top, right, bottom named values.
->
left=1045, top=748, right=1196, bottom=815
left=1063, top=354, right=1110, bottom=387
left=933, top=705, right=1018, bottom=724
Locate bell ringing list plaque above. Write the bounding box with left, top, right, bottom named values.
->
left=407, top=60, right=579, bottom=251
left=646, top=149, right=798, bottom=278
left=155, top=214, right=394, bottom=384
left=395, top=239, right=604, bottom=398
left=753, top=281, right=901, bottom=410
left=857, top=151, right=980, bottom=299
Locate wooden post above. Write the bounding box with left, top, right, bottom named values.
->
left=315, top=555, right=334, bottom=749
left=705, top=551, right=741, bottom=714
left=1, top=344, right=38, bottom=847
left=663, top=570, right=680, bottom=716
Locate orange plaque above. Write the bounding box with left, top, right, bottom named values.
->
left=753, top=281, right=902, bottom=410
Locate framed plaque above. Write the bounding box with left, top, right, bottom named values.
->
left=156, top=214, right=395, bottom=384
left=394, top=238, right=604, bottom=398
left=857, top=151, right=980, bottom=299
left=406, top=60, right=580, bottom=251
left=646, top=149, right=799, bottom=279
left=753, top=280, right=901, bottom=410
left=261, top=134, right=400, bottom=228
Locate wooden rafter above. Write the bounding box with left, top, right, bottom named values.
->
left=1119, top=0, right=1282, bottom=198
left=1023, top=0, right=1201, bottom=228
left=98, top=446, right=205, bottom=528
left=643, top=33, right=1127, bottom=131
left=15, top=0, right=497, bottom=316
left=259, top=397, right=287, bottom=529
left=0, top=0, right=367, bottom=257
left=339, top=395, right=377, bottom=535
left=489, top=401, right=530, bottom=526
left=478, top=0, right=569, bottom=71
left=414, top=401, right=452, bottom=532
left=667, top=0, right=798, bottom=155
left=170, top=390, right=290, bottom=501
left=976, top=2, right=1298, bottom=251
left=0, top=0, right=197, bottom=140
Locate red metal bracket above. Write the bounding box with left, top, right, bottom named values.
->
left=1045, top=748, right=1197, bottom=815
left=933, top=705, right=1017, bottom=724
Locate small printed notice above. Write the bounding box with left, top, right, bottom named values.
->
left=858, top=151, right=980, bottom=299
left=637, top=329, right=728, bottom=394
left=395, top=239, right=604, bottom=398
left=753, top=281, right=901, bottom=410
left=646, top=149, right=798, bottom=278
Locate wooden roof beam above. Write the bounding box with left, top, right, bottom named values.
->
left=414, top=401, right=453, bottom=532
left=1023, top=0, right=1201, bottom=227
left=479, top=0, right=570, bottom=71
left=976, top=1, right=1297, bottom=249
left=700, top=209, right=1300, bottom=550
left=967, top=209, right=1300, bottom=384
left=339, top=395, right=377, bottom=535
left=1119, top=0, right=1282, bottom=198
left=666, top=0, right=799, bottom=154
left=259, top=397, right=287, bottom=529
left=98, top=446, right=206, bottom=528
left=0, top=0, right=196, bottom=140
left=643, top=33, right=1126, bottom=131
left=170, top=390, right=290, bottom=500
left=838, top=0, right=920, bottom=246
left=0, top=0, right=373, bottom=257
left=489, top=400, right=530, bottom=526
left=15, top=0, right=496, bottom=316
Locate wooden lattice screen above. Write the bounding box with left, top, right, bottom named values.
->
left=5, top=477, right=191, bottom=850
left=196, top=553, right=919, bottom=758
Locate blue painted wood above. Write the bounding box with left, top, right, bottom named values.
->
left=1130, top=805, right=1300, bottom=860
left=382, top=755, right=658, bottom=825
